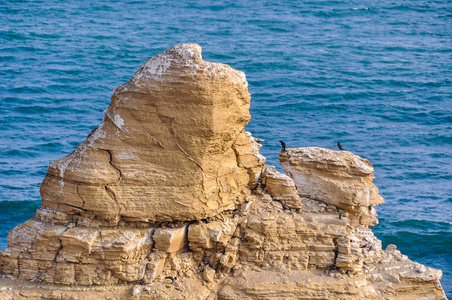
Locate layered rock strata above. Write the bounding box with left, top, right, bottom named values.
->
left=0, top=44, right=447, bottom=299
left=278, top=147, right=384, bottom=227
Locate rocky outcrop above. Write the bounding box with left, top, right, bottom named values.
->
left=279, top=147, right=384, bottom=227
left=0, top=44, right=447, bottom=299
left=40, top=43, right=258, bottom=225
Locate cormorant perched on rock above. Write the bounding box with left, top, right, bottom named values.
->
left=337, top=142, right=344, bottom=151
left=279, top=140, right=286, bottom=151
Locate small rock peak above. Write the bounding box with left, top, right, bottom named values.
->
left=279, top=147, right=374, bottom=174
left=279, top=146, right=384, bottom=227
left=132, top=44, right=204, bottom=84
left=163, top=43, right=203, bottom=63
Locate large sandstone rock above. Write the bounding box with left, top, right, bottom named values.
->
left=40, top=43, right=257, bottom=225
left=0, top=44, right=446, bottom=300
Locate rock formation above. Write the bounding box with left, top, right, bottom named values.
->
left=0, top=44, right=447, bottom=299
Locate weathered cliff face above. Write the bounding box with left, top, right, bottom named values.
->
left=0, top=44, right=447, bottom=299
left=40, top=43, right=258, bottom=225
left=278, top=148, right=384, bottom=227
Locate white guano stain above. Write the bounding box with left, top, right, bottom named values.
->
left=134, top=55, right=173, bottom=83
left=86, top=122, right=107, bottom=146
left=113, top=114, right=125, bottom=129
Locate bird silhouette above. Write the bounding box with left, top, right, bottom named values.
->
left=337, top=142, right=344, bottom=151
left=279, top=140, right=286, bottom=151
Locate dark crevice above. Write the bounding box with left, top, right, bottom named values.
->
left=97, top=148, right=123, bottom=182
left=104, top=186, right=116, bottom=201
left=231, top=144, right=242, bottom=169
left=62, top=203, right=87, bottom=212
left=54, top=227, right=71, bottom=263
left=333, top=238, right=339, bottom=266
left=76, top=185, right=86, bottom=209
left=105, top=185, right=120, bottom=214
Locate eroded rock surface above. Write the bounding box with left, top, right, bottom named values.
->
left=40, top=43, right=257, bottom=225
left=0, top=44, right=447, bottom=300
left=279, top=147, right=384, bottom=227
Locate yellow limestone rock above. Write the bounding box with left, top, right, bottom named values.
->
left=203, top=266, right=216, bottom=283
left=0, top=44, right=264, bottom=293
left=279, top=147, right=384, bottom=226
left=40, top=43, right=254, bottom=224
left=153, top=225, right=187, bottom=254
left=262, top=165, right=303, bottom=209
left=0, top=44, right=447, bottom=300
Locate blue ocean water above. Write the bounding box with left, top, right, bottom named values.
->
left=1, top=0, right=451, bottom=296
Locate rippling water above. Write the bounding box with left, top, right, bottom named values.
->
left=1, top=0, right=451, bottom=296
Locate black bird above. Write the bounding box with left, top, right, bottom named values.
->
left=339, top=212, right=342, bottom=220
left=368, top=245, right=373, bottom=252
left=337, top=142, right=344, bottom=151
left=279, top=140, right=286, bottom=151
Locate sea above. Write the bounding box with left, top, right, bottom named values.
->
left=1, top=0, right=451, bottom=297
